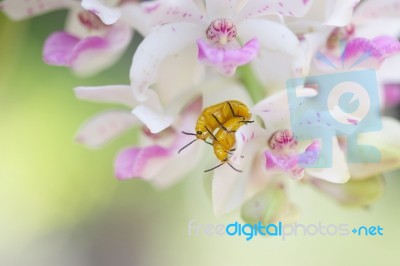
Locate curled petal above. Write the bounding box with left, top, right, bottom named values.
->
left=236, top=0, right=313, bottom=22
left=75, top=111, right=138, bottom=148
left=81, top=0, right=121, bottom=25
left=1, top=0, right=77, bottom=20
left=43, top=24, right=133, bottom=76
left=132, top=105, right=175, bottom=134
left=298, top=141, right=320, bottom=166
left=129, top=22, right=203, bottom=100
left=197, top=38, right=260, bottom=76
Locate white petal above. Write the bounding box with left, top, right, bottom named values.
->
left=212, top=123, right=266, bottom=216
left=238, top=19, right=300, bottom=55
left=236, top=0, right=313, bottom=22
left=323, top=0, right=360, bottom=26
left=251, top=88, right=317, bottom=135
left=81, top=0, right=121, bottom=25
left=205, top=0, right=237, bottom=19
left=132, top=105, right=175, bottom=134
left=129, top=22, right=203, bottom=101
left=306, top=137, right=350, bottom=183
left=74, top=85, right=137, bottom=107
left=202, top=79, right=253, bottom=108
left=353, top=0, right=400, bottom=24
left=1, top=0, right=77, bottom=20
left=75, top=111, right=138, bottom=148
left=120, top=2, right=154, bottom=36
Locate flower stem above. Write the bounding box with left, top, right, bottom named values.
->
left=237, top=64, right=266, bottom=103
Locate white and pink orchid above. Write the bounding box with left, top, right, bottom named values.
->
left=129, top=0, right=314, bottom=100
left=1, top=0, right=148, bottom=76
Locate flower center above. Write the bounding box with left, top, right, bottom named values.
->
left=206, top=19, right=237, bottom=45
left=327, top=24, right=355, bottom=50
left=78, top=10, right=107, bottom=30
left=269, top=130, right=297, bottom=151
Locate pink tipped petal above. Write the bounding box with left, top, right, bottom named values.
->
left=70, top=24, right=133, bottom=76
left=306, top=138, right=350, bottom=183
left=197, top=38, right=260, bottom=76
left=81, top=0, right=121, bottom=25
left=43, top=25, right=132, bottom=76
left=342, top=36, right=400, bottom=69
left=298, top=141, right=320, bottom=166
left=43, top=32, right=81, bottom=66
left=129, top=22, right=203, bottom=100
left=1, top=0, right=77, bottom=20
left=74, top=85, right=138, bottom=107
left=114, top=145, right=170, bottom=180
left=236, top=0, right=313, bottom=22
left=75, top=111, right=138, bottom=148
left=324, top=0, right=360, bottom=26
left=141, top=0, right=204, bottom=25
left=383, top=84, right=400, bottom=107
left=264, top=151, right=304, bottom=179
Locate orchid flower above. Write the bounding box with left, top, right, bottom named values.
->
left=129, top=0, right=315, bottom=100
left=1, top=0, right=148, bottom=76
left=198, top=83, right=354, bottom=216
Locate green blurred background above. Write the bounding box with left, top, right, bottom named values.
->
left=1, top=11, right=400, bottom=266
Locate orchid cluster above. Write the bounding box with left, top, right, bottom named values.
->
left=3, top=0, right=400, bottom=222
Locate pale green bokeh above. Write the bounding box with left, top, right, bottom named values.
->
left=1, top=12, right=400, bottom=266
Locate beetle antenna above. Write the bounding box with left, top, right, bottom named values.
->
left=178, top=139, right=197, bottom=153
left=181, top=131, right=197, bottom=136
left=204, top=163, right=223, bottom=172
left=227, top=162, right=242, bottom=172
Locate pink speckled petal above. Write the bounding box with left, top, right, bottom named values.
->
left=141, top=0, right=204, bottom=25
left=1, top=0, right=77, bottom=20
left=75, top=111, right=138, bottom=148
left=129, top=22, right=203, bottom=100
left=197, top=38, right=260, bottom=76
left=236, top=0, right=313, bottom=22
left=81, top=0, right=121, bottom=25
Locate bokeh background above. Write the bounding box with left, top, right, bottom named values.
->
left=1, top=11, right=400, bottom=266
